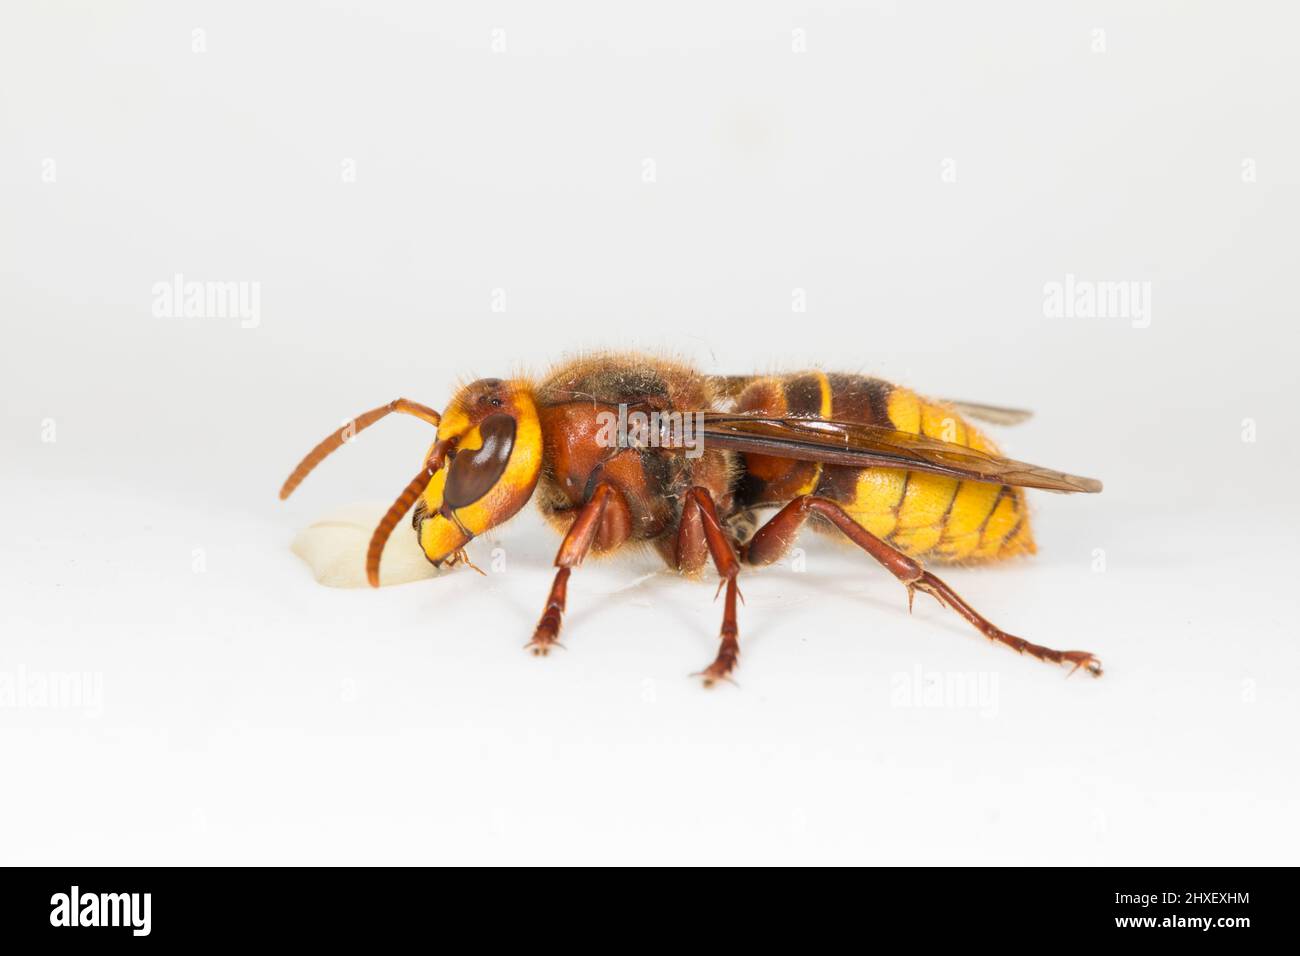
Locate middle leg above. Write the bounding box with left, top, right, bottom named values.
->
left=676, top=487, right=743, bottom=686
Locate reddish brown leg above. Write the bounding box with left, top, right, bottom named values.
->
left=529, top=568, right=571, bottom=656
left=527, top=483, right=625, bottom=656
left=678, top=487, right=743, bottom=686
left=745, top=496, right=1102, bottom=677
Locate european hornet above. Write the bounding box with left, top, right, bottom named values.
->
left=281, top=354, right=1103, bottom=684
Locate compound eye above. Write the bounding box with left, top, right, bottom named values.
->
left=442, top=414, right=517, bottom=509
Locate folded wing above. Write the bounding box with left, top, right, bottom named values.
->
left=696, top=414, right=1102, bottom=493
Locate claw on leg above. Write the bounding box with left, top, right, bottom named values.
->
left=525, top=634, right=565, bottom=657
left=695, top=666, right=739, bottom=689
left=524, top=610, right=566, bottom=655
left=1065, top=652, right=1104, bottom=678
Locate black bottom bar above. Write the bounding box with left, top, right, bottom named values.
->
left=0, top=866, right=1286, bottom=944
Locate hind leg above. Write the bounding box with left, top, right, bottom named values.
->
left=744, top=496, right=1102, bottom=676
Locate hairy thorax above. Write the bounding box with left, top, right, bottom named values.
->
left=532, top=354, right=736, bottom=553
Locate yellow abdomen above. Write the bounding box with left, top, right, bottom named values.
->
left=824, top=383, right=1035, bottom=563
left=735, top=372, right=1035, bottom=564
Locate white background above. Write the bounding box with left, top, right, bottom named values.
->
left=2, top=2, right=1297, bottom=864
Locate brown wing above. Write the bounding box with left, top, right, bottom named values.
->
left=938, top=399, right=1034, bottom=426
left=697, top=414, right=1102, bottom=493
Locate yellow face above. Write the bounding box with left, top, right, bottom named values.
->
left=416, top=378, right=543, bottom=564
